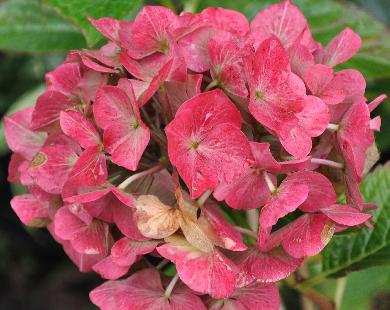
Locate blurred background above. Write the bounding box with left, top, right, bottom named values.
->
left=0, top=0, right=389, bottom=309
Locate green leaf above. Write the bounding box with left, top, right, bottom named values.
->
left=195, top=0, right=390, bottom=81
left=297, top=164, right=390, bottom=288
left=0, top=84, right=45, bottom=156
left=45, top=0, right=140, bottom=47
left=0, top=0, right=86, bottom=52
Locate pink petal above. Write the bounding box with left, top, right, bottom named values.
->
left=67, top=146, right=107, bottom=186
left=113, top=201, right=146, bottom=241
left=287, top=42, right=314, bottom=77
left=93, top=256, right=129, bottom=280
left=321, top=204, right=372, bottom=226
left=166, top=89, right=252, bottom=198
left=279, top=214, right=335, bottom=258
left=246, top=37, right=304, bottom=136
left=159, top=73, right=202, bottom=120
left=199, top=203, right=247, bottom=251
left=157, top=236, right=238, bottom=298
left=10, top=194, right=50, bottom=227
left=235, top=247, right=302, bottom=282
left=28, top=145, right=78, bottom=194
left=90, top=268, right=206, bottom=310
left=199, top=7, right=249, bottom=37
left=45, top=62, right=81, bottom=97
left=60, top=111, right=101, bottom=148
left=128, top=6, right=177, bottom=59
left=251, top=0, right=308, bottom=48
left=208, top=33, right=248, bottom=97
left=178, top=26, right=215, bottom=72
left=54, top=206, right=110, bottom=255
left=111, top=237, right=158, bottom=267
left=31, top=91, right=76, bottom=130
left=63, top=241, right=104, bottom=272
left=321, top=28, right=362, bottom=67
left=4, top=107, right=47, bottom=160
left=88, top=16, right=121, bottom=42
left=94, top=85, right=150, bottom=170
left=260, top=175, right=309, bottom=229
left=285, top=171, right=337, bottom=212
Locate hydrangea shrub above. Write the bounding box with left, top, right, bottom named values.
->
left=4, top=0, right=387, bottom=308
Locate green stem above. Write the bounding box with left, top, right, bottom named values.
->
left=204, top=79, right=219, bottom=92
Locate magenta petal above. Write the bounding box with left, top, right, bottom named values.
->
left=60, top=111, right=101, bottom=148
left=4, top=107, right=47, bottom=160
left=321, top=204, right=372, bottom=226
left=157, top=236, right=238, bottom=298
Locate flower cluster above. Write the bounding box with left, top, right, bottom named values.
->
left=5, top=0, right=386, bottom=309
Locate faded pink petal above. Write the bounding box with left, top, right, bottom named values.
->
left=93, top=256, right=129, bottom=280
left=63, top=240, right=104, bottom=273
left=88, top=16, right=121, bottom=42
left=45, top=62, right=82, bottom=97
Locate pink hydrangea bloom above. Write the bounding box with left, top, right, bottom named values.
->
left=4, top=1, right=385, bottom=309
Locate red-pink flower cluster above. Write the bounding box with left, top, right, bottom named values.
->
left=5, top=1, right=386, bottom=308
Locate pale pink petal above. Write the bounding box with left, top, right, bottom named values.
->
left=10, top=194, right=50, bottom=227
left=321, top=204, right=372, bottom=226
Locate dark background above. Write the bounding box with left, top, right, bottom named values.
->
left=0, top=0, right=389, bottom=309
